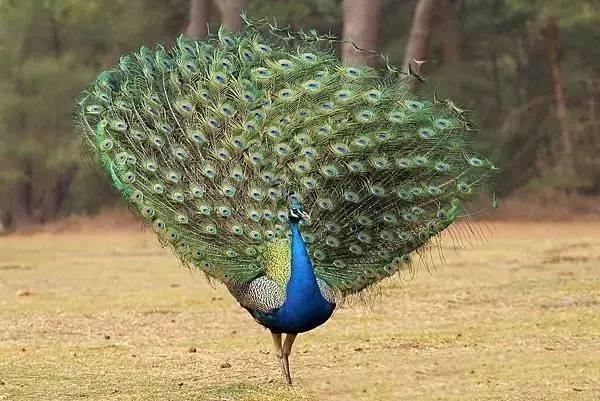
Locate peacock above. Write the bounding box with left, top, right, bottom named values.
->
left=75, top=14, right=495, bottom=385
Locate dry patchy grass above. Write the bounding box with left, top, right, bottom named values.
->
left=0, top=222, right=599, bottom=400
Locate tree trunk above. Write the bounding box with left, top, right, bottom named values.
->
left=588, top=78, right=598, bottom=139
left=403, top=0, right=440, bottom=69
left=514, top=36, right=525, bottom=105
left=490, top=48, right=503, bottom=112
left=2, top=12, right=35, bottom=232
left=217, top=0, right=248, bottom=31
left=4, top=159, right=33, bottom=231
left=185, top=0, right=211, bottom=37
left=543, top=16, right=573, bottom=174
left=39, top=165, right=78, bottom=224
left=341, top=0, right=381, bottom=66
left=439, top=0, right=462, bottom=65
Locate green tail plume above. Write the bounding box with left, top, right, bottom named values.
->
left=74, top=15, right=495, bottom=297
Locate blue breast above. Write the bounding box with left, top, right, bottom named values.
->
left=252, top=222, right=335, bottom=334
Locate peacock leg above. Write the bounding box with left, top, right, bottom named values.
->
left=282, top=333, right=297, bottom=385
left=271, top=332, right=285, bottom=378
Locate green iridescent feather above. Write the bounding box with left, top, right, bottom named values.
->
left=74, top=15, right=495, bottom=297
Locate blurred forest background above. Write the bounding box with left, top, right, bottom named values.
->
left=1, top=0, right=599, bottom=232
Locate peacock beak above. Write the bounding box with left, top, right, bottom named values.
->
left=300, top=211, right=310, bottom=222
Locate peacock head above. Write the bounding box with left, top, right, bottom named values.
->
left=288, top=202, right=309, bottom=223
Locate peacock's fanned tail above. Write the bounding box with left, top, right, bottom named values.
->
left=74, top=15, right=495, bottom=297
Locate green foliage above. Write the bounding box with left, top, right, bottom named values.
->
left=0, top=0, right=188, bottom=218
left=1, top=0, right=599, bottom=227
left=425, top=0, right=600, bottom=192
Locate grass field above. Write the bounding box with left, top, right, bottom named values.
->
left=0, top=221, right=599, bottom=401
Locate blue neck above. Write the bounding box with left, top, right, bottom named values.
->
left=286, top=222, right=320, bottom=304
left=253, top=220, right=335, bottom=334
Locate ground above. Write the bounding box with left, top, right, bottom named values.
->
left=0, top=221, right=599, bottom=401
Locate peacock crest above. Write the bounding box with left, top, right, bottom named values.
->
left=75, top=15, right=495, bottom=299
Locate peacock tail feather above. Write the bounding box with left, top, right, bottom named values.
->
left=74, top=15, right=496, bottom=298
